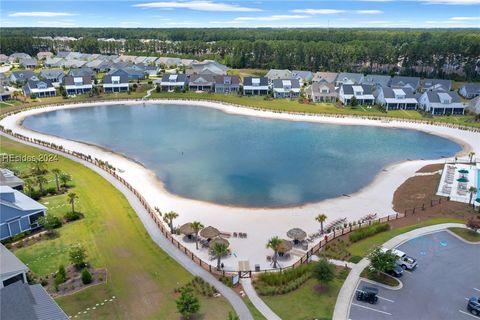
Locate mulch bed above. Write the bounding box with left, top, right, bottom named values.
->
left=47, top=265, right=107, bottom=296
left=415, top=163, right=444, bottom=173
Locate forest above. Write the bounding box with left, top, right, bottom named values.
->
left=1, top=28, right=479, bottom=80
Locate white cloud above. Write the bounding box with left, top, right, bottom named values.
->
left=235, top=15, right=308, bottom=21
left=421, top=0, right=480, bottom=4
left=133, top=1, right=261, bottom=12
left=450, top=16, right=480, bottom=20
left=37, top=20, right=76, bottom=27
left=291, top=9, right=346, bottom=15
left=9, top=11, right=76, bottom=17
left=356, top=10, right=384, bottom=14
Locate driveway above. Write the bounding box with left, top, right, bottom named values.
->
left=349, top=231, right=480, bottom=320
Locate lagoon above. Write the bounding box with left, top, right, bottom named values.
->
left=23, top=103, right=461, bottom=207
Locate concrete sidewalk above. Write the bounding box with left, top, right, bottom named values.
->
left=241, top=278, right=281, bottom=320
left=332, top=223, right=466, bottom=320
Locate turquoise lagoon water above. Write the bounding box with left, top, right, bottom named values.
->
left=23, top=103, right=461, bottom=207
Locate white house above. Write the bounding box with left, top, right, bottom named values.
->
left=23, top=80, right=56, bottom=98
left=419, top=91, right=465, bottom=115
left=339, top=84, right=375, bottom=105
left=272, top=79, right=300, bottom=99
left=375, top=86, right=418, bottom=110
left=159, top=74, right=188, bottom=92
left=102, top=75, right=129, bottom=93
left=64, top=75, right=93, bottom=95
left=243, top=77, right=269, bottom=96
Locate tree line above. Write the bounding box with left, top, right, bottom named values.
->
left=1, top=28, right=479, bottom=80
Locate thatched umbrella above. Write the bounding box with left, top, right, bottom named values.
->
left=287, top=228, right=307, bottom=242
left=179, top=222, right=195, bottom=236
left=200, top=226, right=220, bottom=239
left=209, top=237, right=230, bottom=249
left=277, top=239, right=293, bottom=254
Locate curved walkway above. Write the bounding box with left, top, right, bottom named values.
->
left=332, top=222, right=466, bottom=320
left=1, top=132, right=253, bottom=320
left=241, top=279, right=281, bottom=320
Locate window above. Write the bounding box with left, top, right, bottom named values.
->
left=3, top=273, right=24, bottom=287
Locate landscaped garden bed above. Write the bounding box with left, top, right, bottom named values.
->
left=449, top=227, right=480, bottom=242
left=51, top=266, right=107, bottom=296
left=360, top=269, right=400, bottom=287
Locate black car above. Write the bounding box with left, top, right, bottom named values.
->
left=356, top=286, right=379, bottom=304
left=386, top=265, right=404, bottom=278
left=467, top=297, right=480, bottom=316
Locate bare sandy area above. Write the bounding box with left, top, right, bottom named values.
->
left=2, top=99, right=479, bottom=270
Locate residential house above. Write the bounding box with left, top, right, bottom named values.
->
left=189, top=74, right=215, bottom=92
left=108, top=68, right=145, bottom=80
left=214, top=75, right=240, bottom=94
left=9, top=71, right=36, bottom=84
left=190, top=60, right=228, bottom=76
left=312, top=72, right=338, bottom=84
left=420, top=78, right=452, bottom=92
left=86, top=60, right=111, bottom=72
left=459, top=83, right=480, bottom=99
left=39, top=69, right=65, bottom=83
left=0, top=87, right=12, bottom=101
left=305, top=82, right=337, bottom=103
left=69, top=67, right=95, bottom=79
left=335, top=73, right=364, bottom=86
left=0, top=168, right=24, bottom=189
left=159, top=74, right=188, bottom=92
left=360, top=74, right=391, bottom=88
left=266, top=69, right=292, bottom=83
left=181, top=59, right=197, bottom=67
left=0, top=186, right=46, bottom=240
left=144, top=65, right=160, bottom=77
left=117, top=55, right=137, bottom=63
left=44, top=57, right=64, bottom=68
left=243, top=77, right=269, bottom=96
left=272, top=79, right=301, bottom=99
left=418, top=91, right=465, bottom=115
left=0, top=73, right=8, bottom=86
left=390, top=76, right=421, bottom=92
left=0, top=54, right=8, bottom=64
left=36, top=52, right=54, bottom=60
left=467, top=96, right=480, bottom=114
left=134, top=56, right=148, bottom=64
left=63, top=59, right=87, bottom=69
left=339, top=84, right=375, bottom=105
left=19, top=58, right=37, bottom=69
left=23, top=79, right=56, bottom=98
left=156, top=57, right=182, bottom=67
left=55, top=51, right=70, bottom=59
left=142, top=57, right=158, bottom=65
left=64, top=76, right=93, bottom=95
left=291, top=70, right=313, bottom=85
left=375, top=86, right=418, bottom=110
left=8, top=53, right=31, bottom=63
left=102, top=75, right=129, bottom=93
left=1, top=244, right=29, bottom=288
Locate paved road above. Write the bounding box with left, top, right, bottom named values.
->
left=333, top=223, right=466, bottom=320
left=349, top=231, right=480, bottom=320
left=1, top=132, right=254, bottom=320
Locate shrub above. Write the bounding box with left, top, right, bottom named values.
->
left=81, top=268, right=93, bottom=285
left=349, top=255, right=362, bottom=264
left=349, top=223, right=390, bottom=243
left=64, top=211, right=81, bottom=222
left=55, top=265, right=67, bottom=285
left=312, top=258, right=335, bottom=285
left=45, top=187, right=57, bottom=195
left=69, top=244, right=87, bottom=268
left=257, top=264, right=310, bottom=287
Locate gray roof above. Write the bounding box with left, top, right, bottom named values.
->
left=69, top=67, right=94, bottom=78
left=26, top=79, right=54, bottom=90
left=421, top=78, right=452, bottom=91
left=336, top=72, right=364, bottom=84
left=103, top=74, right=128, bottom=84
left=312, top=72, right=338, bottom=84
left=467, top=96, right=480, bottom=114
left=189, top=74, right=215, bottom=85
left=243, top=77, right=268, bottom=86
left=265, top=69, right=292, bottom=80
left=64, top=75, right=91, bottom=86
left=0, top=168, right=23, bottom=188
left=0, top=243, right=28, bottom=279
left=307, top=82, right=337, bottom=97
left=214, top=75, right=240, bottom=85
left=9, top=53, right=31, bottom=60
left=10, top=71, right=36, bottom=81
left=390, top=76, right=420, bottom=90
left=341, top=84, right=373, bottom=95
left=0, top=282, right=69, bottom=320
left=291, top=70, right=313, bottom=81
left=161, top=74, right=188, bottom=82
left=380, top=86, right=415, bottom=98
left=361, top=74, right=391, bottom=87
left=39, top=69, right=64, bottom=80
left=20, top=58, right=37, bottom=67
left=0, top=186, right=47, bottom=211
left=272, top=78, right=300, bottom=89
left=461, top=83, right=480, bottom=96
left=425, top=91, right=461, bottom=103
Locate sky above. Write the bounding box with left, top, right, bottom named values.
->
left=1, top=0, right=479, bottom=29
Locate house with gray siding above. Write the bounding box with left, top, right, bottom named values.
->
left=102, top=75, right=129, bottom=93
left=243, top=77, right=269, bottom=96
left=360, top=74, right=391, bottom=88
left=159, top=74, right=188, bottom=91
left=335, top=73, right=364, bottom=86
left=214, top=75, right=240, bottom=94
left=9, top=71, right=36, bottom=84
left=64, top=76, right=93, bottom=95
left=266, top=69, right=292, bottom=83
left=312, top=72, right=338, bottom=84
left=291, top=70, right=313, bottom=85
left=69, top=67, right=95, bottom=79
left=390, top=76, right=421, bottom=92
left=339, top=84, right=375, bottom=105
left=459, top=83, right=480, bottom=99
left=418, top=91, right=465, bottom=115
left=39, top=69, right=65, bottom=83
left=272, top=79, right=301, bottom=98
left=8, top=53, right=31, bottom=63
left=23, top=79, right=56, bottom=98
left=305, top=82, right=337, bottom=103
left=420, top=78, right=452, bottom=92
left=189, top=74, right=215, bottom=92
left=375, top=86, right=418, bottom=110
left=0, top=186, right=46, bottom=241
left=19, top=58, right=37, bottom=69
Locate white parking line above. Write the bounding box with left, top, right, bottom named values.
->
left=377, top=296, right=395, bottom=303
left=459, top=310, right=479, bottom=319
left=351, top=303, right=392, bottom=316
left=474, top=288, right=480, bottom=292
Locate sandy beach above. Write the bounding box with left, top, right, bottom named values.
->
left=2, top=99, right=479, bottom=270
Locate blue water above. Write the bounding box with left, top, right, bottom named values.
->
left=23, top=103, right=461, bottom=207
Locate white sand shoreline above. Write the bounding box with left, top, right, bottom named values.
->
left=2, top=99, right=479, bottom=270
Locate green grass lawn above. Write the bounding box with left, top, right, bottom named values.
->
left=261, top=276, right=344, bottom=320
left=2, top=137, right=234, bottom=320
left=448, top=227, right=480, bottom=242
left=244, top=296, right=267, bottom=320
left=348, top=217, right=465, bottom=257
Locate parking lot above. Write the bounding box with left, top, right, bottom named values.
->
left=348, top=231, right=480, bottom=319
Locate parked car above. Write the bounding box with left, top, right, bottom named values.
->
left=382, top=248, right=417, bottom=270
left=356, top=286, right=379, bottom=304
left=386, top=264, right=404, bottom=278
left=467, top=297, right=480, bottom=316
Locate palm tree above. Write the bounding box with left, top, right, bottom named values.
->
left=23, top=178, right=35, bottom=196
left=468, top=187, right=478, bottom=207
left=59, top=173, right=71, bottom=188
left=210, top=242, right=228, bottom=271
left=191, top=221, right=204, bottom=250
left=67, top=192, right=78, bottom=213
left=35, top=175, right=48, bottom=194
left=51, top=168, right=61, bottom=192
left=163, top=211, right=179, bottom=233
left=31, top=161, right=47, bottom=176
left=315, top=213, right=328, bottom=234
left=469, top=152, right=476, bottom=163
left=266, top=236, right=282, bottom=268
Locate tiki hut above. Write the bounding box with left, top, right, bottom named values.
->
left=179, top=223, right=195, bottom=238
left=287, top=227, right=307, bottom=244
left=200, top=226, right=220, bottom=240
left=277, top=239, right=293, bottom=256
left=208, top=237, right=230, bottom=249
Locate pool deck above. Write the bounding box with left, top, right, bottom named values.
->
left=2, top=99, right=480, bottom=271
left=437, top=162, right=480, bottom=204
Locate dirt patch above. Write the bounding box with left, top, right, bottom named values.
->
left=416, top=163, right=444, bottom=173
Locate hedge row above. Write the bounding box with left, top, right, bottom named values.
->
left=348, top=223, right=390, bottom=243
